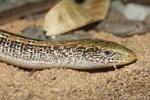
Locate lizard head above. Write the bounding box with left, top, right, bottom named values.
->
left=95, top=40, right=137, bottom=67
left=77, top=39, right=137, bottom=69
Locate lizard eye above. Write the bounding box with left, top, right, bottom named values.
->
left=103, top=50, right=113, bottom=56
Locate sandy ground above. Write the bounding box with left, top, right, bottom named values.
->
left=0, top=18, right=150, bottom=100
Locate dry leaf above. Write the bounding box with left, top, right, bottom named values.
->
left=44, top=0, right=110, bottom=36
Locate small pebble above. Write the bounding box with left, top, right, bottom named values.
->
left=21, top=26, right=46, bottom=40
left=123, top=3, right=150, bottom=21
left=46, top=31, right=92, bottom=41
left=21, top=26, right=92, bottom=41
left=97, top=20, right=149, bottom=37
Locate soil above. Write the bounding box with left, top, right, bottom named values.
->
left=0, top=16, right=150, bottom=100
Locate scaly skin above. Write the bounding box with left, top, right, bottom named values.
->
left=0, top=30, right=137, bottom=69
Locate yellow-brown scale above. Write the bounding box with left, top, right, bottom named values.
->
left=0, top=30, right=137, bottom=69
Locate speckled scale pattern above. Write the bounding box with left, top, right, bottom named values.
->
left=0, top=34, right=104, bottom=68
left=0, top=30, right=136, bottom=69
